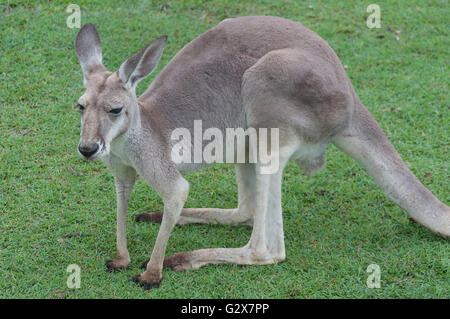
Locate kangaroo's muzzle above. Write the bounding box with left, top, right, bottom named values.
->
left=78, top=141, right=100, bottom=159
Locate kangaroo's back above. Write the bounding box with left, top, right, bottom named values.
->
left=140, top=16, right=347, bottom=133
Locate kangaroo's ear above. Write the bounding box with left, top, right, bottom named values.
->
left=75, top=23, right=103, bottom=79
left=118, top=36, right=167, bottom=89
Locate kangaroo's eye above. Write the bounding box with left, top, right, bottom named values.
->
left=78, top=103, right=85, bottom=111
left=109, top=107, right=123, bottom=115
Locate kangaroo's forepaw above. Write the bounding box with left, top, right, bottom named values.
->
left=163, top=252, right=194, bottom=272
left=135, top=212, right=163, bottom=224
left=105, top=258, right=129, bottom=273
left=130, top=273, right=161, bottom=290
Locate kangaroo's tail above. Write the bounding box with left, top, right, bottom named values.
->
left=333, top=101, right=449, bottom=237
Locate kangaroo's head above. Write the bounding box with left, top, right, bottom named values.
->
left=74, top=23, right=167, bottom=160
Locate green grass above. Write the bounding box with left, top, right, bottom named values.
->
left=0, top=0, right=449, bottom=298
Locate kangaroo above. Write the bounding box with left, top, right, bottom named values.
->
left=74, top=16, right=449, bottom=290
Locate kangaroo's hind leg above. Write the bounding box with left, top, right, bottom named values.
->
left=161, top=156, right=290, bottom=272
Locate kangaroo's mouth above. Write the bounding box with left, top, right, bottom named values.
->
left=77, top=141, right=107, bottom=161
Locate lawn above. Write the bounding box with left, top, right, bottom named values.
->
left=0, top=0, right=448, bottom=298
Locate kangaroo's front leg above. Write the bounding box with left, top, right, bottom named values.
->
left=105, top=165, right=136, bottom=271
left=131, top=175, right=189, bottom=289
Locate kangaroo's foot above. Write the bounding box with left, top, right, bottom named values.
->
left=136, top=208, right=252, bottom=226
left=130, top=271, right=162, bottom=290
left=105, top=256, right=130, bottom=272
left=153, top=247, right=284, bottom=272
left=135, top=211, right=163, bottom=223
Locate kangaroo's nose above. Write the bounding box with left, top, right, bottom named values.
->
left=78, top=142, right=99, bottom=158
